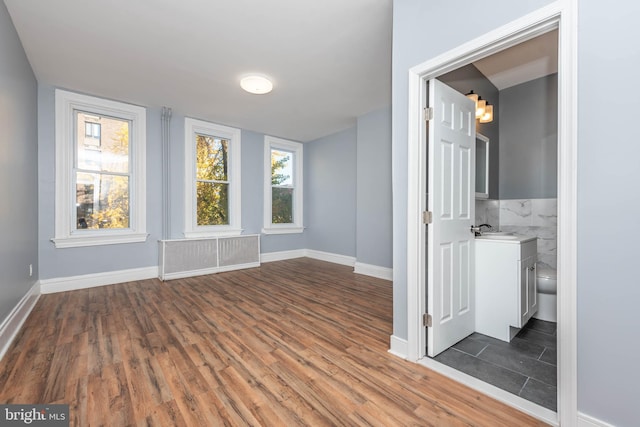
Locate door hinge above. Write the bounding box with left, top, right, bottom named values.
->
left=422, top=211, right=432, bottom=224
left=424, top=107, right=434, bottom=121
left=423, top=313, right=433, bottom=328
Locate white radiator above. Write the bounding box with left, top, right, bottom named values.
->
left=158, top=234, right=260, bottom=280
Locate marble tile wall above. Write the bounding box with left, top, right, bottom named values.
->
left=499, top=198, right=557, bottom=270
left=475, top=199, right=500, bottom=228
left=475, top=198, right=557, bottom=270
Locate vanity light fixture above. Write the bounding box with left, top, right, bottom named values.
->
left=476, top=97, right=486, bottom=119
left=480, top=103, right=494, bottom=123
left=465, top=90, right=493, bottom=123
left=240, top=75, right=273, bottom=94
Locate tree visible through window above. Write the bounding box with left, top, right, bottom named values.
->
left=53, top=89, right=147, bottom=248
left=183, top=118, right=241, bottom=238
left=196, top=134, right=229, bottom=226
left=263, top=136, right=303, bottom=234
left=271, top=149, right=294, bottom=223
left=75, top=112, right=130, bottom=230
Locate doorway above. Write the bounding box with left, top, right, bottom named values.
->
left=428, top=30, right=559, bottom=411
left=404, top=5, right=577, bottom=426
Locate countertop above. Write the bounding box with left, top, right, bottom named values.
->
left=475, top=234, right=537, bottom=244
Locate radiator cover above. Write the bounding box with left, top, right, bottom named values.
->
left=158, top=235, right=260, bottom=280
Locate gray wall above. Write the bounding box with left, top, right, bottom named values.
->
left=356, top=106, right=393, bottom=268
left=0, top=2, right=39, bottom=323
left=37, top=85, right=162, bottom=279
left=37, top=88, right=308, bottom=279
left=243, top=130, right=306, bottom=254
left=305, top=127, right=357, bottom=257
left=391, top=0, right=553, bottom=342
left=499, top=74, right=557, bottom=199
left=439, top=64, right=500, bottom=199
left=393, top=0, right=640, bottom=425
left=163, top=116, right=306, bottom=252
left=578, top=2, right=640, bottom=426
left=36, top=85, right=389, bottom=278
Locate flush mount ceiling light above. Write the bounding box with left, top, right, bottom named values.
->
left=465, top=90, right=493, bottom=123
left=240, top=75, right=273, bottom=94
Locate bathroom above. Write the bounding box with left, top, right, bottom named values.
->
left=432, top=32, right=559, bottom=411
left=474, top=68, right=558, bottom=324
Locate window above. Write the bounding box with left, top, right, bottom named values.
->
left=263, top=136, right=303, bottom=234
left=53, top=89, right=147, bottom=248
left=85, top=122, right=101, bottom=138
left=184, top=118, right=241, bottom=237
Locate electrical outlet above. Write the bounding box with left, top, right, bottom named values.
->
left=29, top=264, right=33, bottom=277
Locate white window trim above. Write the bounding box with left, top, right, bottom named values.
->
left=263, top=136, right=304, bottom=234
left=184, top=118, right=242, bottom=238
left=52, top=89, right=147, bottom=249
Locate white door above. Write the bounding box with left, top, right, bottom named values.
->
left=427, top=79, right=476, bottom=357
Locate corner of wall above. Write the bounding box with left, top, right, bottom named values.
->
left=0, top=281, right=40, bottom=362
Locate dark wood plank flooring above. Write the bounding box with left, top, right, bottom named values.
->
left=0, top=258, right=548, bottom=426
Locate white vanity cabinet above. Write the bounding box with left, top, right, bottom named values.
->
left=475, top=237, right=538, bottom=342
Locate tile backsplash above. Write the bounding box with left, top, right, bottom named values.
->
left=476, top=198, right=557, bottom=270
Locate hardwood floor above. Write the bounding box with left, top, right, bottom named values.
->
left=0, top=258, right=548, bottom=426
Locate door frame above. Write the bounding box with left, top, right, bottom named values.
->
left=405, top=1, right=577, bottom=425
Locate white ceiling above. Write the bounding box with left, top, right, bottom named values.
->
left=5, top=1, right=557, bottom=141
left=473, top=30, right=558, bottom=90
left=4, top=0, right=392, bottom=142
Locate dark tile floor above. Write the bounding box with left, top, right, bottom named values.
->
left=433, top=318, right=557, bottom=411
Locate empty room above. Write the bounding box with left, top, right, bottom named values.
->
left=0, top=1, right=637, bottom=426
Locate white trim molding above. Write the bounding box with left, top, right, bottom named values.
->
left=53, top=89, right=147, bottom=248
left=0, top=282, right=40, bottom=361
left=261, top=249, right=391, bottom=281
left=305, top=249, right=355, bottom=267
left=39, top=266, right=158, bottom=294
left=577, top=413, right=616, bottom=427
left=260, top=249, right=307, bottom=263
left=388, top=335, right=408, bottom=359
left=403, top=2, right=577, bottom=425
left=418, top=357, right=559, bottom=426
left=184, top=118, right=242, bottom=239
left=38, top=250, right=386, bottom=295
left=354, top=262, right=393, bottom=281
left=263, top=136, right=304, bottom=235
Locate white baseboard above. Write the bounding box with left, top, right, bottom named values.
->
left=39, top=250, right=389, bottom=291
left=39, top=266, right=158, bottom=294
left=260, top=249, right=306, bottom=263
left=417, top=356, right=558, bottom=426
left=261, top=250, right=391, bottom=281
left=388, top=334, right=408, bottom=359
left=0, top=281, right=40, bottom=361
left=354, top=262, right=393, bottom=281
left=306, top=249, right=356, bottom=267
left=578, top=412, right=615, bottom=427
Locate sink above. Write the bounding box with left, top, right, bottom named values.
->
left=478, top=234, right=519, bottom=240
left=477, top=232, right=519, bottom=240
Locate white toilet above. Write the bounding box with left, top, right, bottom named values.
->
left=534, top=267, right=557, bottom=322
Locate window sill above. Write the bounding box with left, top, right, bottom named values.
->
left=52, top=232, right=149, bottom=248
left=262, top=226, right=304, bottom=235
left=183, top=229, right=243, bottom=239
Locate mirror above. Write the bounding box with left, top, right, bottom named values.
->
left=476, top=133, right=489, bottom=199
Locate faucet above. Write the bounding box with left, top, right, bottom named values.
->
left=471, top=223, right=493, bottom=236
